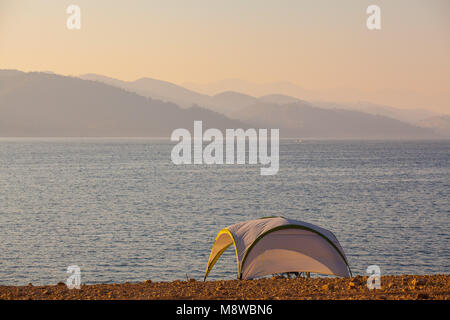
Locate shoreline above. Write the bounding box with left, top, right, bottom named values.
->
left=0, top=275, right=448, bottom=300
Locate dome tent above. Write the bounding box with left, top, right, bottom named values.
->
left=204, top=217, right=351, bottom=280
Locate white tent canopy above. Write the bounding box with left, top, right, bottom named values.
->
left=204, top=217, right=351, bottom=280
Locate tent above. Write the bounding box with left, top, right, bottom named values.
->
left=204, top=217, right=351, bottom=280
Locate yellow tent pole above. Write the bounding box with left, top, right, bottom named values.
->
left=204, top=228, right=240, bottom=281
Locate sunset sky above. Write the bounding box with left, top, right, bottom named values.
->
left=1, top=0, right=449, bottom=113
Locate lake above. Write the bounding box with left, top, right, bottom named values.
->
left=0, top=139, right=448, bottom=285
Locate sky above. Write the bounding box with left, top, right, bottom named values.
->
left=0, top=0, right=449, bottom=113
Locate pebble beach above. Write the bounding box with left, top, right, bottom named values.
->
left=1, top=275, right=448, bottom=300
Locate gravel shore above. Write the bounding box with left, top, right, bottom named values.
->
left=1, top=275, right=448, bottom=300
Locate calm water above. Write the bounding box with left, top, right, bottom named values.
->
left=0, top=139, right=448, bottom=285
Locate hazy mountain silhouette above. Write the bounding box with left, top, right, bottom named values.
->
left=232, top=101, right=438, bottom=139
left=0, top=70, right=441, bottom=138
left=184, top=79, right=448, bottom=117
left=0, top=70, right=247, bottom=137
left=183, top=78, right=315, bottom=100
left=417, top=115, right=450, bottom=137
left=209, top=91, right=258, bottom=115
left=82, top=74, right=443, bottom=126
left=315, top=101, right=442, bottom=124
left=81, top=74, right=259, bottom=115
left=79, top=75, right=282, bottom=116
left=258, top=94, right=301, bottom=105
left=80, top=73, right=211, bottom=108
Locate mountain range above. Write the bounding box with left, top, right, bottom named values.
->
left=417, top=115, right=450, bottom=137
left=0, top=70, right=246, bottom=137
left=0, top=70, right=447, bottom=138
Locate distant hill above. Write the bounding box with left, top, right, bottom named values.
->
left=0, top=70, right=442, bottom=139
left=184, top=79, right=448, bottom=119
left=314, top=101, right=442, bottom=124
left=183, top=78, right=316, bottom=100
left=232, top=101, right=438, bottom=139
left=258, top=94, right=301, bottom=105
left=209, top=91, right=257, bottom=115
left=81, top=74, right=444, bottom=126
left=0, top=70, right=247, bottom=137
left=80, top=75, right=289, bottom=116
left=80, top=73, right=211, bottom=108
left=417, top=115, right=450, bottom=137
left=80, top=74, right=259, bottom=115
